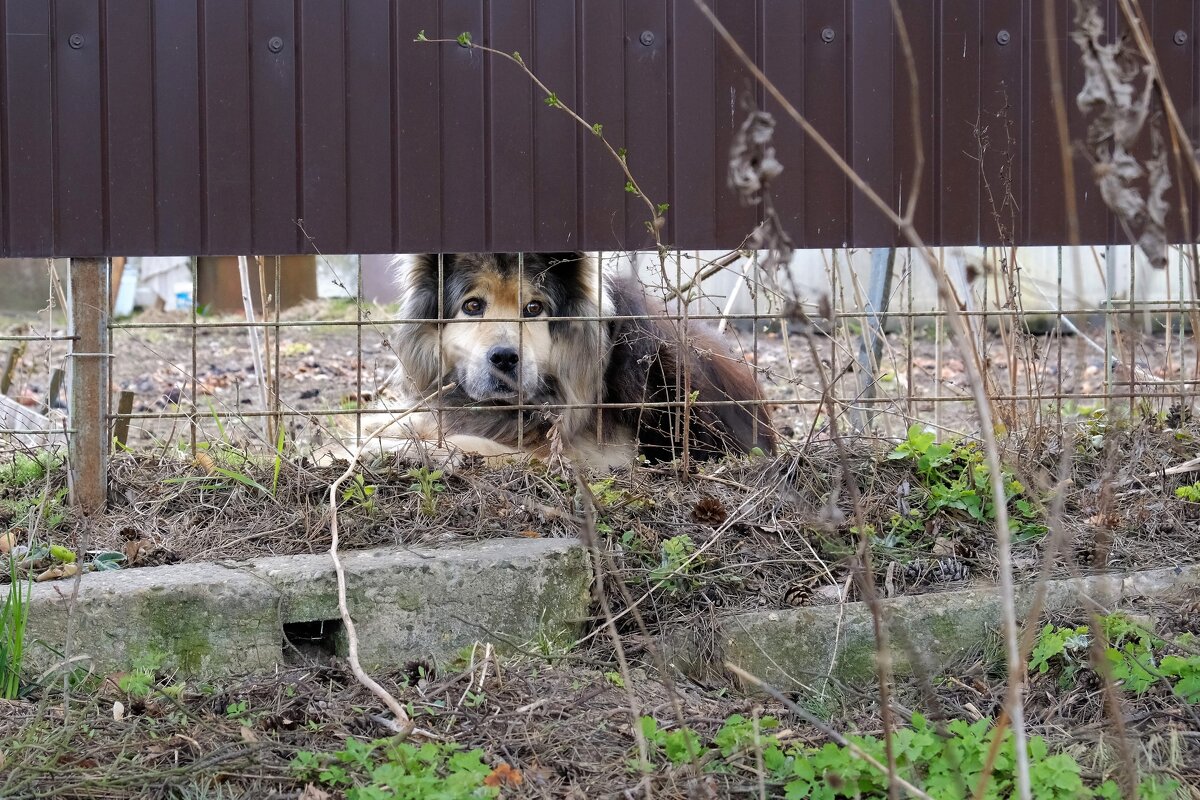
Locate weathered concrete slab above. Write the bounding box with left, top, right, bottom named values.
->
left=24, top=562, right=281, bottom=677
left=24, top=538, right=591, bottom=678
left=249, top=538, right=591, bottom=671
left=665, top=564, right=1200, bottom=692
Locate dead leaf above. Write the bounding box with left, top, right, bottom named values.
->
left=195, top=451, right=217, bottom=475
left=484, top=762, right=524, bottom=788
left=298, top=784, right=332, bottom=800
left=518, top=530, right=541, bottom=538
left=239, top=726, right=259, bottom=743
left=1073, top=1, right=1170, bottom=268
left=35, top=562, right=79, bottom=582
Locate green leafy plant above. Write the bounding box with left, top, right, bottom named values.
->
left=588, top=476, right=650, bottom=512
left=887, top=425, right=1045, bottom=544
left=1, top=485, right=70, bottom=531
left=649, top=534, right=699, bottom=594
left=290, top=737, right=499, bottom=799
left=343, top=473, right=378, bottom=515
left=634, top=712, right=1174, bottom=799
left=1030, top=615, right=1200, bottom=705
left=406, top=467, right=445, bottom=517
left=117, top=651, right=166, bottom=699
left=1174, top=480, right=1200, bottom=502
left=1029, top=623, right=1090, bottom=680
left=639, top=716, right=702, bottom=766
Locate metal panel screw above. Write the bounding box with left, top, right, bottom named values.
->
left=821, top=27, right=835, bottom=44
left=996, top=29, right=1011, bottom=46
left=68, top=33, right=84, bottom=49
left=1174, top=30, right=1188, bottom=46
left=639, top=30, right=655, bottom=46
left=268, top=36, right=284, bottom=53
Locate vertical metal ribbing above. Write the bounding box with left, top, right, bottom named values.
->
left=68, top=257, right=110, bottom=513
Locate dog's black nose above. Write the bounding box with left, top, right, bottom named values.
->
left=488, top=346, right=520, bottom=373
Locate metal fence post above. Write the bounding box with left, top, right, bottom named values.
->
left=852, top=248, right=896, bottom=433
left=68, top=257, right=110, bottom=513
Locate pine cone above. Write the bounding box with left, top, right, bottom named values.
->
left=1166, top=402, right=1193, bottom=428
left=781, top=582, right=813, bottom=607
left=691, top=494, right=728, bottom=526
left=904, top=557, right=970, bottom=586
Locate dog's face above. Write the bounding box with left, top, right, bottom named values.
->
left=398, top=253, right=599, bottom=403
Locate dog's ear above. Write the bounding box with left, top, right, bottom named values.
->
left=396, top=254, right=453, bottom=320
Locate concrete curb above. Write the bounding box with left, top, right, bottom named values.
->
left=664, top=563, right=1200, bottom=691
left=24, top=538, right=591, bottom=677
left=23, top=535, right=1200, bottom=690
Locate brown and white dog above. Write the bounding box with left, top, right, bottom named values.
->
left=329, top=252, right=773, bottom=470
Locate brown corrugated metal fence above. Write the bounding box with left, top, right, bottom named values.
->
left=0, top=0, right=1197, bottom=257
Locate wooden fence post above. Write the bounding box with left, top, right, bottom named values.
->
left=68, top=258, right=110, bottom=513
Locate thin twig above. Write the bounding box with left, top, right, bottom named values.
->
left=326, top=383, right=457, bottom=739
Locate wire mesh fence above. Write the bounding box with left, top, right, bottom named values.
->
left=1, top=244, right=1197, bottom=497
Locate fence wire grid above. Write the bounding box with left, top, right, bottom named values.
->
left=1, top=244, right=1198, bottom=497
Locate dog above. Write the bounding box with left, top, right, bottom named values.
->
left=329, top=252, right=774, bottom=470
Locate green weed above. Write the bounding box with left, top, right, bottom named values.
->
left=633, top=712, right=1177, bottom=799
left=342, top=473, right=378, bottom=515
left=649, top=534, right=700, bottom=595
left=887, top=425, right=1045, bottom=546
left=1, top=550, right=32, bottom=699
left=406, top=467, right=445, bottom=517
left=1174, top=480, right=1200, bottom=502
left=290, top=737, right=499, bottom=799
left=1031, top=615, right=1200, bottom=704
left=0, top=450, right=64, bottom=488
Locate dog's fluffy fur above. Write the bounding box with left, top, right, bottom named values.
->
left=344, top=252, right=773, bottom=469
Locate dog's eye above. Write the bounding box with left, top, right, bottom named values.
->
left=523, top=300, right=544, bottom=317
left=461, top=298, right=485, bottom=316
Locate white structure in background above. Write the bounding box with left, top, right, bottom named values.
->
left=116, top=247, right=1191, bottom=318
left=128, top=256, right=193, bottom=312
left=600, top=245, right=1195, bottom=318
